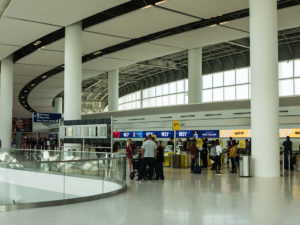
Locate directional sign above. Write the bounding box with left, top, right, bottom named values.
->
left=33, top=112, right=61, bottom=123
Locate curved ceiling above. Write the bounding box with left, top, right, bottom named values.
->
left=0, top=0, right=299, bottom=117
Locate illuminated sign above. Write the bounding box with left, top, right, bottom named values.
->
left=172, top=121, right=181, bottom=130
left=220, top=129, right=251, bottom=138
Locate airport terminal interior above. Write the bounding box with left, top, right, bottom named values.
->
left=0, top=0, right=300, bottom=224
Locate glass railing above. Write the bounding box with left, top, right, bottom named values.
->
left=0, top=149, right=126, bottom=211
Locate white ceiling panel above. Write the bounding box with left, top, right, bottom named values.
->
left=14, top=63, right=55, bottom=76
left=161, top=0, right=249, bottom=19
left=106, top=43, right=182, bottom=62
left=151, top=26, right=248, bottom=49
left=4, top=0, right=129, bottom=26
left=85, top=6, right=198, bottom=39
left=0, top=44, right=19, bottom=60
left=83, top=57, right=136, bottom=71
left=17, top=49, right=64, bottom=67
left=0, top=17, right=59, bottom=47
left=46, top=32, right=129, bottom=54
left=223, top=6, right=300, bottom=33
left=13, top=103, right=32, bottom=118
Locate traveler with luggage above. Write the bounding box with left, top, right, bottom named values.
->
left=126, top=139, right=135, bottom=172
left=209, top=140, right=217, bottom=170
left=201, top=138, right=208, bottom=168
left=215, top=139, right=222, bottom=174
left=283, top=136, right=293, bottom=171
left=155, top=140, right=165, bottom=180
left=190, top=140, right=198, bottom=172
left=229, top=140, right=238, bottom=173
left=138, top=134, right=157, bottom=180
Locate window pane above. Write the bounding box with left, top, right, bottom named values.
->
left=150, top=98, right=155, bottom=107
left=143, top=99, right=149, bottom=108
left=169, top=82, right=177, bottom=94
left=248, top=68, right=251, bottom=82
left=279, top=61, right=293, bottom=79
left=177, top=80, right=184, bottom=93
left=213, top=72, right=223, bottom=87
left=149, top=87, right=156, bottom=98
left=162, top=95, right=169, bottom=106
left=203, top=89, right=212, bottom=102
left=236, top=68, right=248, bottom=84
left=156, top=85, right=162, bottom=96
left=236, top=85, right=249, bottom=100
left=185, top=93, right=188, bottom=104
left=162, top=84, right=169, bottom=95
left=185, top=79, right=188, bottom=92
left=156, top=96, right=163, bottom=106
left=136, top=91, right=141, bottom=100
left=224, top=70, right=235, bottom=86
left=143, top=89, right=149, bottom=99
left=126, top=94, right=131, bottom=102
left=177, top=93, right=184, bottom=104
left=131, top=93, right=136, bottom=101
left=279, top=79, right=293, bottom=96
left=213, top=88, right=223, bottom=101
left=203, top=75, right=212, bottom=89
left=249, top=84, right=251, bottom=99
left=169, top=94, right=176, bottom=105
left=295, top=78, right=300, bottom=95
left=295, top=59, right=300, bottom=77
left=224, top=86, right=235, bottom=100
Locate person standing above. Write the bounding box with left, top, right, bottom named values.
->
left=283, top=136, right=293, bottom=171
left=201, top=138, right=208, bottom=168
left=138, top=134, right=157, bottom=180
left=209, top=140, right=217, bottom=170
left=126, top=139, right=134, bottom=172
left=183, top=136, right=191, bottom=152
left=229, top=140, right=238, bottom=173
left=215, top=139, right=223, bottom=174
left=155, top=141, right=165, bottom=180
left=190, top=140, right=198, bottom=172
left=167, top=137, right=174, bottom=150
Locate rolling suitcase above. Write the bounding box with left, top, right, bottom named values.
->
left=193, top=152, right=201, bottom=174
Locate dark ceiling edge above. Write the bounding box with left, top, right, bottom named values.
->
left=17, top=0, right=300, bottom=113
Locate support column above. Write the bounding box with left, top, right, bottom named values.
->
left=108, top=69, right=119, bottom=112
left=0, top=56, right=13, bottom=149
left=64, top=22, right=82, bottom=121
left=53, top=97, right=63, bottom=114
left=188, top=48, right=202, bottom=104
left=250, top=0, right=279, bottom=177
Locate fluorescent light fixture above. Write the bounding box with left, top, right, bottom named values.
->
left=210, top=24, right=217, bottom=27
left=24, top=90, right=28, bottom=93
left=42, top=75, right=47, bottom=79
left=155, top=0, right=167, bottom=5
left=38, top=45, right=46, bottom=50
left=142, top=4, right=152, bottom=9
left=93, top=51, right=101, bottom=55
left=21, top=96, right=25, bottom=98
left=219, top=21, right=228, bottom=25
left=31, top=83, right=35, bottom=86
left=33, top=40, right=42, bottom=46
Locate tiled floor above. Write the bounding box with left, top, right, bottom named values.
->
left=1, top=167, right=300, bottom=225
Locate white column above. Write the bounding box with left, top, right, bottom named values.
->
left=64, top=22, right=82, bottom=121
left=0, top=56, right=13, bottom=149
left=250, top=0, right=279, bottom=177
left=188, top=48, right=202, bottom=104
left=53, top=97, right=63, bottom=114
left=108, top=69, right=119, bottom=111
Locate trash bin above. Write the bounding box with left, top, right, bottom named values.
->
left=172, top=154, right=181, bottom=168
left=239, top=155, right=251, bottom=177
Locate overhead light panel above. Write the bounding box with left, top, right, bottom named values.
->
left=155, top=0, right=167, bottom=5
left=93, top=51, right=102, bottom=55
left=33, top=40, right=42, bottom=46
left=219, top=21, right=228, bottom=25
left=142, top=4, right=152, bottom=9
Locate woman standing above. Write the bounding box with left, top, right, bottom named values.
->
left=126, top=139, right=134, bottom=172
left=190, top=140, right=198, bottom=172
left=229, top=140, right=237, bottom=173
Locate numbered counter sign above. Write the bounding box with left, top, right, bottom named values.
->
left=172, top=121, right=181, bottom=130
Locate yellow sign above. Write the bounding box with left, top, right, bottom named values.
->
left=279, top=128, right=300, bottom=138
left=152, top=135, right=157, bottom=141
left=197, top=139, right=203, bottom=147
left=220, top=129, right=251, bottom=138
left=172, top=121, right=181, bottom=130
left=238, top=140, right=246, bottom=148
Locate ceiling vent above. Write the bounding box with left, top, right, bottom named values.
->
left=233, top=112, right=251, bottom=115
left=205, top=113, right=222, bottom=116
left=279, top=110, right=289, bottom=113
left=160, top=116, right=172, bottom=119
left=181, top=115, right=195, bottom=118
left=128, top=118, right=145, bottom=121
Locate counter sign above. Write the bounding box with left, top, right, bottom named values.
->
left=172, top=121, right=181, bottom=130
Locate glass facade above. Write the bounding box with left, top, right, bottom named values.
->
left=116, top=59, right=300, bottom=110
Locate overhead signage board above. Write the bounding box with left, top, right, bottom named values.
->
left=33, top=112, right=61, bottom=123
left=280, top=128, right=300, bottom=138
left=199, top=130, right=219, bottom=138
left=172, top=121, right=181, bottom=130
left=220, top=129, right=251, bottom=138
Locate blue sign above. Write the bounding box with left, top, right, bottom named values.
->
left=199, top=130, right=219, bottom=138
left=156, top=131, right=174, bottom=138
left=33, top=112, right=61, bottom=123
left=177, top=130, right=198, bottom=138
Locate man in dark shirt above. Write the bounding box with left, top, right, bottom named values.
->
left=167, top=138, right=174, bottom=150
left=283, top=136, right=293, bottom=170
left=155, top=141, right=165, bottom=180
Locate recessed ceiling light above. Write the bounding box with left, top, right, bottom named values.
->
left=210, top=24, right=217, bottom=27
left=61, top=65, right=65, bottom=68
left=42, top=75, right=47, bottom=79
left=93, top=51, right=102, bottom=55
left=31, top=83, right=35, bottom=86
left=142, top=5, right=152, bottom=9
left=25, top=105, right=28, bottom=107
left=155, top=0, right=167, bottom=5
left=24, top=90, right=28, bottom=93
left=38, top=45, right=46, bottom=50
left=21, top=96, right=25, bottom=98
left=33, top=40, right=42, bottom=46
left=219, top=21, right=228, bottom=25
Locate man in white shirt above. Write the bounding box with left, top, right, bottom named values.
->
left=138, top=134, right=157, bottom=180
left=215, top=139, right=223, bottom=174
